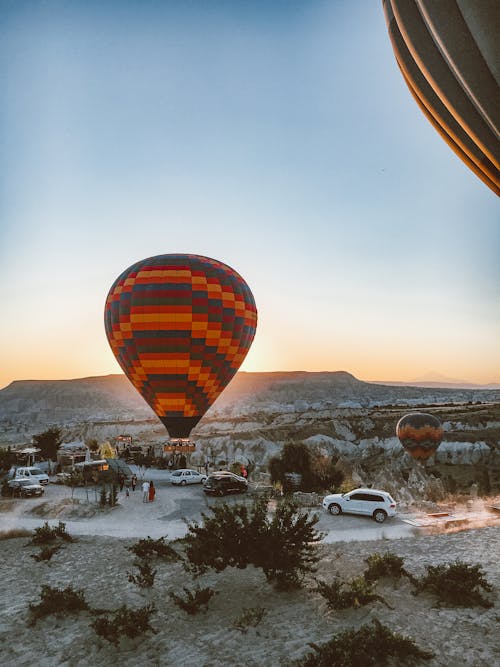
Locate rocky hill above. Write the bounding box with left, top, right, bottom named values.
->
left=1, top=372, right=499, bottom=496
left=1, top=371, right=499, bottom=440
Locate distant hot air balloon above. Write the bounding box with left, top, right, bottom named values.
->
left=396, top=412, right=444, bottom=462
left=383, top=0, right=500, bottom=195
left=104, top=254, right=257, bottom=442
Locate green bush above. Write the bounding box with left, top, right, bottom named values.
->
left=232, top=606, right=267, bottom=633
left=30, top=544, right=62, bottom=562
left=315, top=576, right=391, bottom=610
left=29, top=585, right=89, bottom=625
left=29, top=521, right=74, bottom=545
left=288, top=619, right=433, bottom=666
left=414, top=561, right=493, bottom=608
left=108, top=484, right=118, bottom=506
left=269, top=443, right=344, bottom=493
left=127, top=560, right=157, bottom=588
left=128, top=536, right=180, bottom=562
left=99, top=486, right=107, bottom=507
left=364, top=552, right=413, bottom=584
left=90, top=604, right=157, bottom=646
left=169, top=585, right=217, bottom=615
left=182, top=498, right=322, bottom=590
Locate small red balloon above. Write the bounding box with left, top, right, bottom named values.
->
left=396, top=412, right=443, bottom=462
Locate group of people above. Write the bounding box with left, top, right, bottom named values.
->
left=141, top=479, right=156, bottom=503
left=117, top=472, right=156, bottom=503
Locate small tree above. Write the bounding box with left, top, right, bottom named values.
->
left=315, top=576, right=391, bottom=610
left=29, top=585, right=89, bottom=625
left=99, top=486, right=107, bottom=507
left=127, top=537, right=179, bottom=562
left=127, top=560, right=157, bottom=588
left=32, top=427, right=63, bottom=461
left=287, top=620, right=433, bottom=666
left=65, top=469, right=82, bottom=501
left=169, top=585, right=217, bottom=614
left=183, top=497, right=323, bottom=590
left=108, top=484, right=118, bottom=507
left=90, top=604, right=157, bottom=646
left=269, top=443, right=343, bottom=493
left=414, top=561, right=493, bottom=608
left=0, top=446, right=16, bottom=472
left=364, top=552, right=414, bottom=584
left=87, top=439, right=100, bottom=454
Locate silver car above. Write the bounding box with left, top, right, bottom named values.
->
left=170, top=469, right=208, bottom=486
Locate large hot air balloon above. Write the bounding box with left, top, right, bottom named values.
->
left=396, top=412, right=444, bottom=462
left=104, top=254, right=257, bottom=443
left=383, top=0, right=500, bottom=196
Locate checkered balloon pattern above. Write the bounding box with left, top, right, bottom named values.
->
left=396, top=412, right=443, bottom=462
left=104, top=254, right=257, bottom=438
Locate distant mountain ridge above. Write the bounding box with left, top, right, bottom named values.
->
left=370, top=380, right=500, bottom=390
left=0, top=371, right=498, bottom=445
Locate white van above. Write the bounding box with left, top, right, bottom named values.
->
left=14, top=466, right=50, bottom=486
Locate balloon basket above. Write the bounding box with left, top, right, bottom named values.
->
left=164, top=439, right=196, bottom=453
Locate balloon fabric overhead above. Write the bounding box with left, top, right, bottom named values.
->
left=383, top=0, right=500, bottom=196
left=396, top=412, right=444, bottom=462
left=104, top=254, right=257, bottom=439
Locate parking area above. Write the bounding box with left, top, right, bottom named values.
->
left=0, top=466, right=418, bottom=543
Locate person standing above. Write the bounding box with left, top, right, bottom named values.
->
left=142, top=480, right=150, bottom=503
left=148, top=480, right=156, bottom=503
left=131, top=474, right=137, bottom=492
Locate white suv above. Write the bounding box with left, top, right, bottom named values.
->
left=322, top=488, right=396, bottom=523
left=14, top=466, right=50, bottom=486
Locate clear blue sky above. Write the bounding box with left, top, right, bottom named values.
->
left=1, top=0, right=499, bottom=389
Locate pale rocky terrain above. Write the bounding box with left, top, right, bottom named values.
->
left=0, top=523, right=498, bottom=666
left=1, top=372, right=499, bottom=500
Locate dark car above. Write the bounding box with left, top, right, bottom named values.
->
left=7, top=478, right=45, bottom=497
left=203, top=472, right=248, bottom=497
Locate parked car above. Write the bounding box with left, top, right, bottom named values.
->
left=211, top=470, right=247, bottom=483
left=322, top=488, right=397, bottom=523
left=7, top=478, right=45, bottom=497
left=203, top=472, right=248, bottom=497
left=14, top=466, right=50, bottom=485
left=170, top=469, right=208, bottom=486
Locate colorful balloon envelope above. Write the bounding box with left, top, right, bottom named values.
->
left=396, top=412, right=444, bottom=462
left=104, top=254, right=257, bottom=439
left=383, top=0, right=500, bottom=195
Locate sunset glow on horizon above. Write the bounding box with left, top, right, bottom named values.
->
left=1, top=1, right=499, bottom=392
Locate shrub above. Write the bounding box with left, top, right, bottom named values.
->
left=108, top=484, right=118, bottom=506
left=128, top=536, right=180, bottom=562
left=259, top=500, right=323, bottom=590
left=414, top=561, right=493, bottom=608
left=288, top=619, right=433, bottom=666
left=364, top=552, right=413, bottom=584
left=29, top=585, right=89, bottom=625
left=169, top=585, right=217, bottom=615
left=315, top=576, right=391, bottom=610
left=182, top=498, right=322, bottom=590
left=29, top=521, right=74, bottom=545
left=232, top=606, right=267, bottom=633
left=269, top=443, right=343, bottom=493
left=99, top=486, right=107, bottom=507
left=90, top=604, right=157, bottom=646
left=127, top=560, right=157, bottom=588
left=31, top=544, right=62, bottom=562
